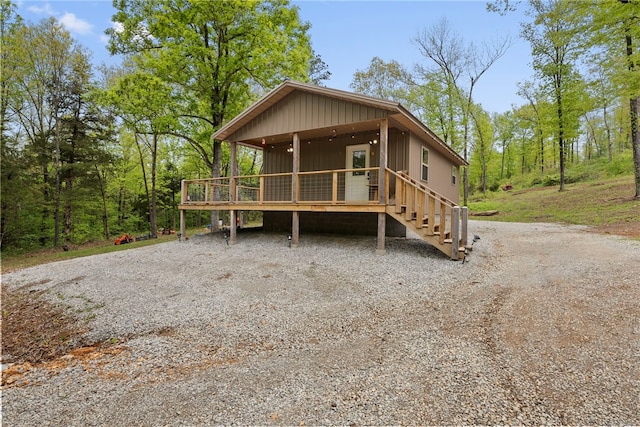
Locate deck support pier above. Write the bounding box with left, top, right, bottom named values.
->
left=461, top=206, right=468, bottom=247
left=451, top=206, right=460, bottom=260
left=376, top=212, right=386, bottom=255
left=291, top=211, right=300, bottom=248
left=179, top=209, right=186, bottom=242
left=229, top=210, right=237, bottom=245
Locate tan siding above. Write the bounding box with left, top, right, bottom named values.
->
left=230, top=92, right=389, bottom=141
left=387, top=129, right=409, bottom=172
left=408, top=133, right=459, bottom=204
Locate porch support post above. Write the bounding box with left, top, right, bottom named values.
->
left=379, top=118, right=388, bottom=204
left=180, top=209, right=186, bottom=242
left=376, top=118, right=388, bottom=255
left=376, top=213, right=386, bottom=255
left=179, top=179, right=186, bottom=241
left=291, top=133, right=300, bottom=248
left=451, top=206, right=461, bottom=260
left=461, top=206, right=468, bottom=247
left=229, top=141, right=237, bottom=245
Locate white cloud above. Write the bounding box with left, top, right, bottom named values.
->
left=27, top=2, right=56, bottom=16
left=112, top=21, right=124, bottom=34
left=59, top=12, right=93, bottom=35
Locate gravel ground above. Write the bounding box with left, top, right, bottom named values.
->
left=2, top=220, right=639, bottom=426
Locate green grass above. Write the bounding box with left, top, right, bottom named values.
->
left=468, top=175, right=639, bottom=228
left=2, top=177, right=638, bottom=272
left=0, top=232, right=181, bottom=273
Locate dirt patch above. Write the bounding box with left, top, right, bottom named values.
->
left=590, top=221, right=640, bottom=238
left=1, top=285, right=88, bottom=368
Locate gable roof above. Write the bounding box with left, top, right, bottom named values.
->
left=213, top=80, right=467, bottom=166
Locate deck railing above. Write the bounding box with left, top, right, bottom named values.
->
left=180, top=167, right=467, bottom=259
left=181, top=167, right=381, bottom=205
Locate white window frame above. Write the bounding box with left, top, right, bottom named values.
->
left=452, top=166, right=457, bottom=185
left=421, top=147, right=429, bottom=182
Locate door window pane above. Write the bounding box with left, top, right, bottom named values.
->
left=352, top=149, right=366, bottom=176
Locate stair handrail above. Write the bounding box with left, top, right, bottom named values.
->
left=385, top=168, right=458, bottom=208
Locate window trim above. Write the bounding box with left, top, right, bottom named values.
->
left=451, top=166, right=457, bottom=185
left=421, top=146, right=429, bottom=182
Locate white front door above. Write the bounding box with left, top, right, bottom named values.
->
left=345, top=144, right=370, bottom=201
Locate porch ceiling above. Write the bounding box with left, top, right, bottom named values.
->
left=238, top=116, right=410, bottom=149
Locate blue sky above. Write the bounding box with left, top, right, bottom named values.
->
left=15, top=0, right=533, bottom=114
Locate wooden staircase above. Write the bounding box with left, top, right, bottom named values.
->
left=385, top=169, right=469, bottom=260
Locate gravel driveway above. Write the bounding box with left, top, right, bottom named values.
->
left=2, top=220, right=639, bottom=425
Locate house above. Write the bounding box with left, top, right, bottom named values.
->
left=178, top=80, right=470, bottom=259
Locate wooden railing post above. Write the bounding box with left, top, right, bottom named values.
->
left=416, top=190, right=425, bottom=228
left=332, top=172, right=338, bottom=204
left=259, top=176, right=264, bottom=204
left=439, top=203, right=446, bottom=244
left=385, top=169, right=391, bottom=205
left=451, top=206, right=460, bottom=260
left=395, top=177, right=403, bottom=214
left=405, top=183, right=414, bottom=221
left=427, top=195, right=436, bottom=235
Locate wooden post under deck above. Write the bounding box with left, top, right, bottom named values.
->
left=179, top=179, right=186, bottom=241
left=180, top=209, right=186, bottom=242
left=451, top=206, right=460, bottom=260
left=229, top=141, right=237, bottom=245
left=461, top=206, right=468, bottom=247
left=376, top=118, right=388, bottom=254
left=291, top=133, right=300, bottom=248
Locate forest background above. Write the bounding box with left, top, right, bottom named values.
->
left=1, top=0, right=639, bottom=254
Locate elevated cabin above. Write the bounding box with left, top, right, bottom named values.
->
left=179, top=80, right=470, bottom=259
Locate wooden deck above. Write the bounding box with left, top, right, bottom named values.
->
left=179, top=168, right=469, bottom=260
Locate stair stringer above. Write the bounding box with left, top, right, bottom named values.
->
left=385, top=206, right=465, bottom=260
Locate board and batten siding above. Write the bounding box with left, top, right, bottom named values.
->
left=264, top=129, right=409, bottom=174
left=229, top=92, right=390, bottom=142
left=408, top=133, right=460, bottom=204
left=263, top=129, right=409, bottom=202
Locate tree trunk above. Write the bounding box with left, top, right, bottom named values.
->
left=631, top=95, right=640, bottom=199
left=95, top=165, right=110, bottom=239
left=624, top=23, right=640, bottom=199
left=209, top=138, right=221, bottom=232
left=134, top=132, right=151, bottom=233
left=149, top=134, right=158, bottom=237
left=557, top=84, right=566, bottom=191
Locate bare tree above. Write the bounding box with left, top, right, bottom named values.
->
left=413, top=17, right=511, bottom=205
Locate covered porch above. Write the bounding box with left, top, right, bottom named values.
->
left=179, top=165, right=469, bottom=260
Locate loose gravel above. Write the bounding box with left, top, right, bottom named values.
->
left=2, top=220, right=639, bottom=425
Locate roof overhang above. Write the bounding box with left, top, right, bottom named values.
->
left=214, top=80, right=468, bottom=166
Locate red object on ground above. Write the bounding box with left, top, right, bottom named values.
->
left=114, top=234, right=136, bottom=245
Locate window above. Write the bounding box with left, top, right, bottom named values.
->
left=421, top=147, right=429, bottom=182
left=452, top=166, right=457, bottom=185
left=352, top=149, right=367, bottom=176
